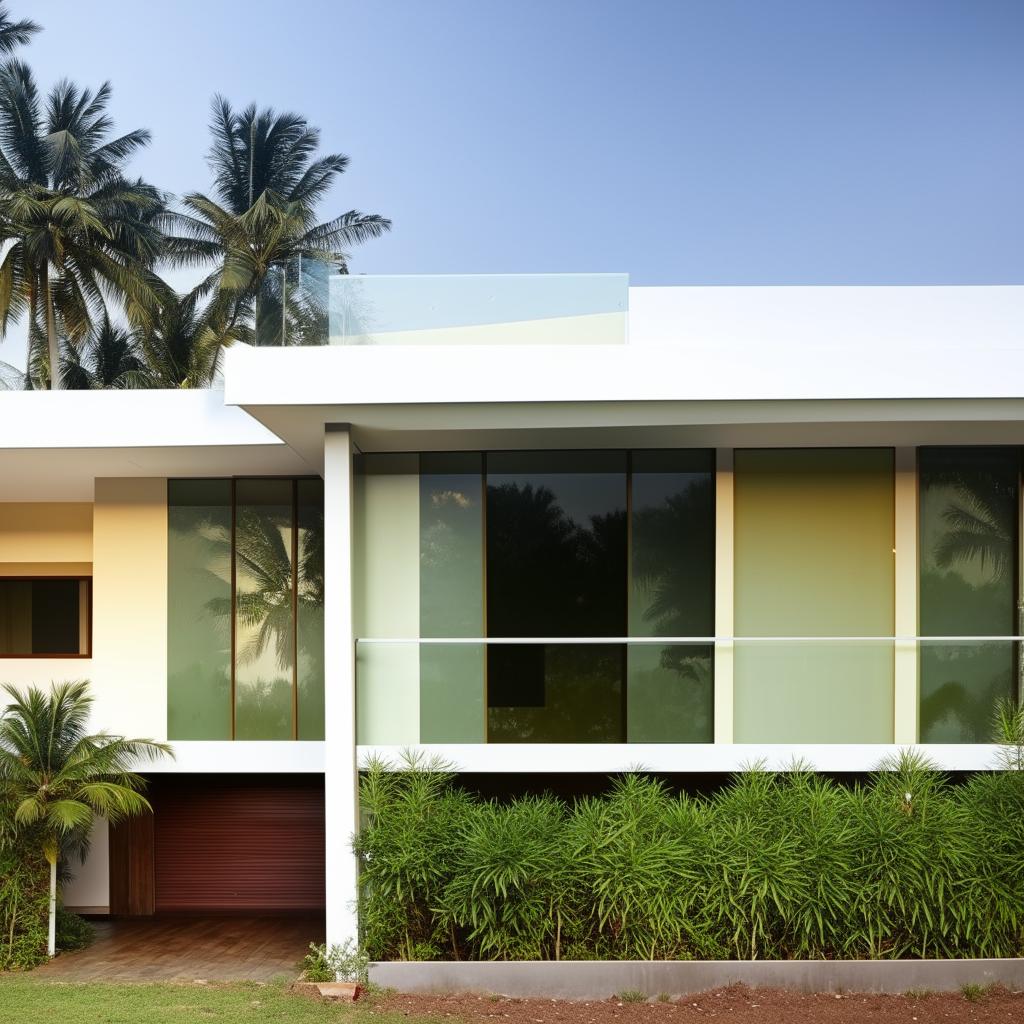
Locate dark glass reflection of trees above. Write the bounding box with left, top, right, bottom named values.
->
left=483, top=459, right=713, bottom=744
left=920, top=449, right=1019, bottom=742
left=486, top=474, right=626, bottom=743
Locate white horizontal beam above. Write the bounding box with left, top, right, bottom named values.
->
left=143, top=741, right=325, bottom=773
left=358, top=743, right=1004, bottom=774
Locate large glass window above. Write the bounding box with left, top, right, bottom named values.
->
left=167, top=480, right=231, bottom=739
left=628, top=451, right=715, bottom=742
left=354, top=450, right=716, bottom=744
left=167, top=478, right=324, bottom=741
left=486, top=451, right=628, bottom=743
left=919, top=448, right=1019, bottom=742
left=733, top=448, right=895, bottom=743
left=420, top=453, right=485, bottom=743
left=0, top=578, right=90, bottom=656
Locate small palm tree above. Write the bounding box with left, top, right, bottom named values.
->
left=0, top=681, right=171, bottom=956
left=0, top=63, right=165, bottom=388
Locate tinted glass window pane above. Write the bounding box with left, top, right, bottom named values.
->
left=486, top=451, right=627, bottom=637
left=167, top=479, right=232, bottom=739
left=733, top=448, right=895, bottom=742
left=487, top=643, right=624, bottom=743
left=628, top=450, right=715, bottom=743
left=297, top=478, right=325, bottom=740
left=420, top=453, right=484, bottom=742
left=0, top=579, right=85, bottom=656
left=919, top=448, right=1018, bottom=742
left=235, top=479, right=294, bottom=740
left=486, top=452, right=627, bottom=742
left=353, top=455, right=420, bottom=743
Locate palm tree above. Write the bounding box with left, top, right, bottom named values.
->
left=0, top=63, right=165, bottom=389
left=164, top=98, right=390, bottom=345
left=127, top=291, right=237, bottom=388
left=0, top=681, right=170, bottom=956
left=60, top=313, right=145, bottom=389
left=0, top=4, right=39, bottom=55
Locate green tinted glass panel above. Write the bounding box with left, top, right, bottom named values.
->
left=234, top=479, right=294, bottom=740
left=420, top=453, right=484, bottom=742
left=167, top=479, right=232, bottom=739
left=297, top=478, right=325, bottom=740
left=733, top=449, right=895, bottom=742
left=919, top=448, right=1019, bottom=742
left=628, top=450, right=714, bottom=742
left=353, top=455, right=421, bottom=743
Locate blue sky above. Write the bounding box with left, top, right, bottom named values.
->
left=19, top=0, right=1024, bottom=288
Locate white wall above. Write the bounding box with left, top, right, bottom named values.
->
left=62, top=816, right=109, bottom=913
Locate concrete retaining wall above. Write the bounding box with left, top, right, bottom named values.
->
left=370, top=959, right=1024, bottom=999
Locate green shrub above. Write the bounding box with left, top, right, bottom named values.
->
left=354, top=754, right=1024, bottom=962
left=0, top=835, right=48, bottom=971
left=301, top=940, right=369, bottom=983
left=55, top=907, right=94, bottom=952
left=618, top=990, right=647, bottom=1003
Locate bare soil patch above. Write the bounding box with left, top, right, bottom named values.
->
left=372, top=983, right=1024, bottom=1023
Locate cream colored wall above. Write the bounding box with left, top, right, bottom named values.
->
left=0, top=501, right=92, bottom=569
left=90, top=478, right=168, bottom=739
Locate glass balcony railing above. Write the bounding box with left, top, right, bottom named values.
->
left=254, top=267, right=628, bottom=346
left=353, top=636, right=1023, bottom=747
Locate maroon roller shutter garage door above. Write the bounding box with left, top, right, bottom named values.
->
left=152, top=777, right=325, bottom=912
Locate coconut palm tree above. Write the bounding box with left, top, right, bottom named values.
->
left=0, top=681, right=170, bottom=956
left=125, top=290, right=238, bottom=388
left=0, top=63, right=165, bottom=388
left=164, top=98, right=390, bottom=345
left=0, top=5, right=39, bottom=56
left=207, top=95, right=351, bottom=216
left=59, top=313, right=145, bottom=389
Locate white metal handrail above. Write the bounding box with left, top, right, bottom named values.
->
left=356, top=635, right=1024, bottom=645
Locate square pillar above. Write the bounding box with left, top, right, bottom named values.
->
left=323, top=426, right=358, bottom=946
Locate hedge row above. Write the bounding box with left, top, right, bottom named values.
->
left=355, top=754, right=1024, bottom=961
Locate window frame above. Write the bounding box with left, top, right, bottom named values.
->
left=0, top=575, right=93, bottom=659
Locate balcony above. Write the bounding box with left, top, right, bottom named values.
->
left=254, top=268, right=628, bottom=347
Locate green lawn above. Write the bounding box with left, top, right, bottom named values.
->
left=0, top=977, right=417, bottom=1024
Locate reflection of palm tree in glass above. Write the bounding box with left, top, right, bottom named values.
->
left=630, top=478, right=714, bottom=682
left=486, top=481, right=625, bottom=742
left=921, top=458, right=1019, bottom=741
left=206, top=504, right=324, bottom=736
left=932, top=473, right=1014, bottom=581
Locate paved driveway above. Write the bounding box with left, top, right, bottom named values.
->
left=33, top=914, right=325, bottom=982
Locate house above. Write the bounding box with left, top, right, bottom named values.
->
left=2, top=274, right=1023, bottom=948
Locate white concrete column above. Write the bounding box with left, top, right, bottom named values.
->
left=714, top=448, right=735, bottom=744
left=324, top=426, right=359, bottom=946
left=893, top=447, right=919, bottom=744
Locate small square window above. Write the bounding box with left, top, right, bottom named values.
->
left=0, top=578, right=91, bottom=657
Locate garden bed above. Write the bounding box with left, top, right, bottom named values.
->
left=370, top=983, right=1024, bottom=1024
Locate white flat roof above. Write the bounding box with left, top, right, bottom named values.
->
left=0, top=389, right=311, bottom=501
